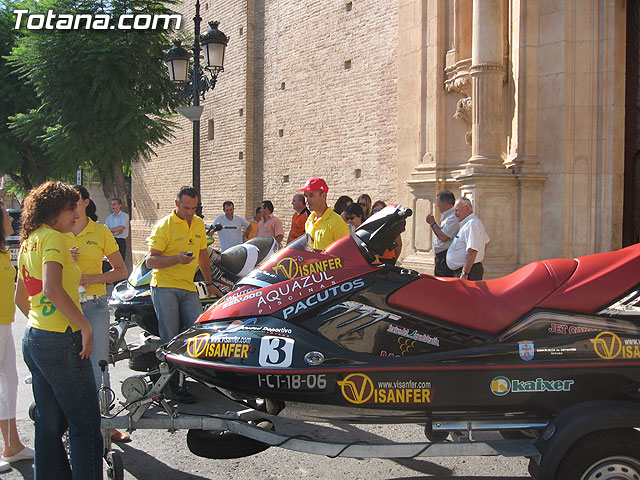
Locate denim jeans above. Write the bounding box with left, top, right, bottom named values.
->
left=150, top=286, right=201, bottom=393
left=150, top=286, right=201, bottom=344
left=81, top=296, right=110, bottom=388
left=23, top=327, right=103, bottom=480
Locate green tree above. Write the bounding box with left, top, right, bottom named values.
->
left=0, top=0, right=57, bottom=192
left=7, top=0, right=183, bottom=203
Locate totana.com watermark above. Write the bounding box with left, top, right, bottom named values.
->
left=13, top=9, right=182, bottom=30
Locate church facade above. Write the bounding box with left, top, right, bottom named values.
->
left=130, top=0, right=640, bottom=276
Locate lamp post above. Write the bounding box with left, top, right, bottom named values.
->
left=165, top=4, right=228, bottom=217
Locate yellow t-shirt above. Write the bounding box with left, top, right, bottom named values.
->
left=18, top=225, right=82, bottom=332
left=305, top=206, right=350, bottom=250
left=0, top=250, right=16, bottom=325
left=146, top=210, right=207, bottom=291
left=65, top=219, right=119, bottom=296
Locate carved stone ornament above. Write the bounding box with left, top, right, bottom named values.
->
left=454, top=96, right=472, bottom=145
left=444, top=58, right=472, bottom=94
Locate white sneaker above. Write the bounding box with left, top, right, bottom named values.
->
left=0, top=460, right=10, bottom=472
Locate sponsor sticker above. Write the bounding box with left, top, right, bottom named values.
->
left=256, top=271, right=336, bottom=313
left=221, top=289, right=263, bottom=309
left=536, top=346, right=577, bottom=356
left=386, top=324, right=439, bottom=347
left=591, top=331, right=640, bottom=360
left=257, top=374, right=327, bottom=390
left=258, top=336, right=295, bottom=367
left=223, top=320, right=293, bottom=337
left=281, top=278, right=365, bottom=319
left=186, top=333, right=251, bottom=360
left=518, top=341, right=535, bottom=361
left=549, top=323, right=600, bottom=335
left=273, top=257, right=343, bottom=280
left=338, top=373, right=432, bottom=405
left=490, top=376, right=574, bottom=396
left=380, top=350, right=399, bottom=357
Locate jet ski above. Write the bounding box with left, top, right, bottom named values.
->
left=158, top=205, right=640, bottom=478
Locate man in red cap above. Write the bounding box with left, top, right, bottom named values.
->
left=299, top=177, right=350, bottom=250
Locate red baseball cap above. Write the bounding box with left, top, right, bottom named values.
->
left=298, top=177, right=328, bottom=193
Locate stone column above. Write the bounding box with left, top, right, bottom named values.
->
left=455, top=0, right=520, bottom=278
left=464, top=0, right=505, bottom=174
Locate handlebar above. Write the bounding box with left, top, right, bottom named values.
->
left=397, top=207, right=413, bottom=220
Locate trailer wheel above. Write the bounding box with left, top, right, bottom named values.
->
left=105, top=450, right=124, bottom=480
left=553, top=429, right=640, bottom=480
left=187, top=420, right=273, bottom=459
left=128, top=351, right=160, bottom=372
left=424, top=424, right=449, bottom=442
left=28, top=402, right=36, bottom=421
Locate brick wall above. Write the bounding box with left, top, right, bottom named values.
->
left=131, top=0, right=399, bottom=258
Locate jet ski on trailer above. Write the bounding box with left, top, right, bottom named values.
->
left=154, top=205, right=640, bottom=479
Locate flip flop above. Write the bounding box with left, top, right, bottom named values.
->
left=110, top=430, right=132, bottom=443
left=1, top=446, right=34, bottom=463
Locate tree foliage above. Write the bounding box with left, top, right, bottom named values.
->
left=3, top=0, right=184, bottom=202
left=0, top=0, right=53, bottom=192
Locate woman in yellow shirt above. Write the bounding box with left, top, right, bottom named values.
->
left=0, top=201, right=33, bottom=471
left=15, top=182, right=102, bottom=479
left=71, top=185, right=128, bottom=442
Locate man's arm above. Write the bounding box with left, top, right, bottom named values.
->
left=274, top=218, right=284, bottom=245
left=461, top=248, right=478, bottom=279
left=106, top=214, right=125, bottom=235
left=145, top=248, right=194, bottom=269
left=240, top=217, right=250, bottom=243
left=426, top=213, right=452, bottom=242
left=394, top=234, right=403, bottom=257
left=198, top=248, right=223, bottom=298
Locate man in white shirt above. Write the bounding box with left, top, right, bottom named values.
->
left=105, top=198, right=129, bottom=262
left=446, top=197, right=490, bottom=280
left=213, top=201, right=250, bottom=251
left=426, top=190, right=459, bottom=277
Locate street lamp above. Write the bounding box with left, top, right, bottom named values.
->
left=165, top=7, right=228, bottom=217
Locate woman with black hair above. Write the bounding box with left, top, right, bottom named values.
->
left=70, top=185, right=128, bottom=442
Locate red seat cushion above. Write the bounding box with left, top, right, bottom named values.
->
left=388, top=260, right=577, bottom=335
left=536, top=243, right=640, bottom=312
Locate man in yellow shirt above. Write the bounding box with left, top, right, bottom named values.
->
left=300, top=177, right=350, bottom=250
left=146, top=186, right=222, bottom=403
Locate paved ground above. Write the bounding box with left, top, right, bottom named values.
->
left=1, top=308, right=532, bottom=480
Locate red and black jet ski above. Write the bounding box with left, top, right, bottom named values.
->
left=160, top=205, right=640, bottom=430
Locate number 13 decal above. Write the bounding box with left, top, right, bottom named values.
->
left=259, top=336, right=294, bottom=367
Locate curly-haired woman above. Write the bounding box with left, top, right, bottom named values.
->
left=15, top=181, right=102, bottom=479
left=0, top=201, right=33, bottom=472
